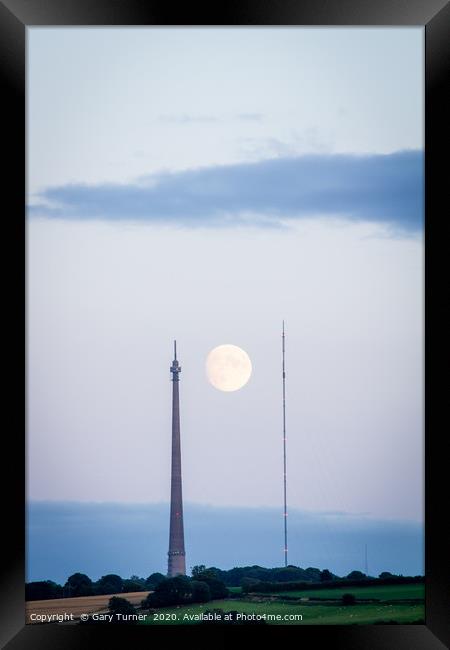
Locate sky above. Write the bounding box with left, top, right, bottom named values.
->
left=27, top=24, right=424, bottom=558
left=27, top=502, right=424, bottom=583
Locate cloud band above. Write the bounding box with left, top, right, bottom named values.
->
left=30, top=150, right=423, bottom=231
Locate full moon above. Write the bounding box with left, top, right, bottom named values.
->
left=206, top=344, right=252, bottom=392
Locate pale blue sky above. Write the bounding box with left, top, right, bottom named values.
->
left=28, top=27, right=423, bottom=196
left=27, top=28, right=424, bottom=525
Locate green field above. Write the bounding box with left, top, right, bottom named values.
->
left=140, top=582, right=424, bottom=625
left=140, top=600, right=424, bottom=626
left=274, top=583, right=424, bottom=601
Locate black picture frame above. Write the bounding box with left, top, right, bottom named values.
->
left=1, top=1, right=448, bottom=647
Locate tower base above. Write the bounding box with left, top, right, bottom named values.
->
left=167, top=551, right=186, bottom=577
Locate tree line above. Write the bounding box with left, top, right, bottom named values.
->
left=25, top=571, right=166, bottom=601
left=26, top=564, right=421, bottom=602
left=242, top=573, right=425, bottom=594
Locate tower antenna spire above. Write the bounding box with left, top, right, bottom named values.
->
left=168, top=340, right=186, bottom=576
left=174, top=340, right=177, bottom=360
left=282, top=320, right=288, bottom=567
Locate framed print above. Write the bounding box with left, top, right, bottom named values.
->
left=1, top=1, right=449, bottom=647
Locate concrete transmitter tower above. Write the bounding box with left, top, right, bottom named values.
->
left=167, top=341, right=186, bottom=577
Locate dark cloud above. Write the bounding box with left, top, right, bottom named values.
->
left=30, top=151, right=423, bottom=231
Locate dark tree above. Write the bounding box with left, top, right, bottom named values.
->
left=196, top=564, right=343, bottom=587
left=271, top=567, right=304, bottom=582
left=346, top=570, right=367, bottom=581
left=320, top=569, right=333, bottom=582
left=241, top=577, right=262, bottom=593
left=342, top=593, right=356, bottom=605
left=191, top=565, right=207, bottom=578
left=379, top=571, right=395, bottom=579
left=108, top=596, right=137, bottom=618
left=80, top=597, right=137, bottom=625
left=141, top=575, right=214, bottom=608
left=96, top=574, right=124, bottom=595
left=304, top=567, right=322, bottom=582
left=65, top=573, right=93, bottom=597
left=25, top=581, right=63, bottom=601
left=203, top=567, right=223, bottom=579
left=142, top=575, right=194, bottom=608
left=191, top=568, right=228, bottom=599
left=122, top=579, right=146, bottom=593
left=145, top=572, right=166, bottom=589
left=191, top=580, right=211, bottom=603
left=203, top=577, right=228, bottom=599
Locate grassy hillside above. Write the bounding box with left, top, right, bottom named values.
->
left=140, top=600, right=424, bottom=626
left=274, top=583, right=424, bottom=601
left=140, top=581, right=424, bottom=625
